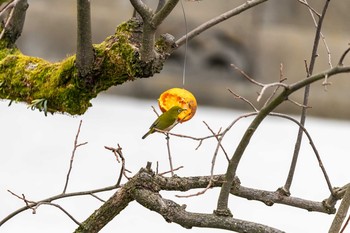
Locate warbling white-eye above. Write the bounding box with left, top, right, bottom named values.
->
left=142, top=106, right=185, bottom=139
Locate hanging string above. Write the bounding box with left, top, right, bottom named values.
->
left=180, top=0, right=188, bottom=87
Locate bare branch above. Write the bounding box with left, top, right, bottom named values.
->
left=129, top=0, right=162, bottom=61
left=63, top=120, right=88, bottom=194
left=338, top=47, right=350, bottom=66
left=176, top=180, right=213, bottom=198
left=297, top=0, right=321, bottom=17
left=228, top=88, right=258, bottom=112
left=0, top=2, right=15, bottom=40
left=4, top=167, right=342, bottom=230
left=299, top=0, right=333, bottom=68
left=155, top=0, right=166, bottom=13
left=76, top=0, right=94, bottom=77
left=287, top=98, right=310, bottom=109
left=1, top=185, right=120, bottom=226
left=341, top=216, right=350, bottom=233
left=7, top=190, right=82, bottom=226
left=104, top=144, right=130, bottom=184
left=231, top=63, right=264, bottom=87
left=152, top=0, right=179, bottom=27
left=129, top=0, right=153, bottom=20
left=269, top=113, right=334, bottom=195
left=232, top=183, right=334, bottom=214
left=262, top=63, right=287, bottom=108
left=176, top=121, right=226, bottom=198
left=283, top=0, right=331, bottom=194
left=329, top=184, right=350, bottom=233
left=133, top=187, right=285, bottom=233
left=204, top=121, right=229, bottom=161
left=158, top=166, right=184, bottom=176
left=74, top=185, right=133, bottom=233
left=257, top=82, right=288, bottom=102
left=176, top=0, right=269, bottom=47
left=216, top=63, right=350, bottom=216
left=156, top=173, right=336, bottom=214
left=165, top=134, right=175, bottom=176
left=44, top=202, right=82, bottom=226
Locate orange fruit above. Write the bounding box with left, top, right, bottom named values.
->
left=158, top=88, right=197, bottom=122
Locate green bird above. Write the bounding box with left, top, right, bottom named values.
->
left=142, top=106, right=185, bottom=139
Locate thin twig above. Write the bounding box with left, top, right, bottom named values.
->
left=231, top=63, right=264, bottom=87
left=104, top=144, right=130, bottom=183
left=165, top=134, right=175, bottom=176
left=338, top=47, right=350, bottom=66
left=270, top=113, right=334, bottom=195
left=203, top=121, right=229, bottom=162
left=257, top=82, right=288, bottom=102
left=7, top=190, right=82, bottom=226
left=176, top=121, right=227, bottom=198
left=283, top=0, right=331, bottom=194
left=322, top=73, right=332, bottom=91
left=158, top=166, right=184, bottom=176
left=89, top=193, right=105, bottom=203
left=2, top=184, right=120, bottom=226
left=151, top=105, right=160, bottom=117
left=301, top=0, right=333, bottom=68
left=297, top=0, right=321, bottom=17
left=227, top=88, right=258, bottom=112
left=287, top=98, right=311, bottom=108
left=304, top=59, right=310, bottom=76
left=154, top=128, right=222, bottom=145
left=0, top=0, right=27, bottom=45
left=176, top=180, right=213, bottom=198
left=263, top=64, right=287, bottom=108
left=230, top=64, right=289, bottom=103
left=44, top=202, right=82, bottom=226
left=0, top=2, right=15, bottom=40
left=62, top=120, right=88, bottom=194
left=176, top=0, right=268, bottom=47
left=223, top=112, right=259, bottom=135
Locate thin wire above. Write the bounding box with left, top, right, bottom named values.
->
left=180, top=0, right=188, bottom=87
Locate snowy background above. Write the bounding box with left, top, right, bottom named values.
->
left=0, top=95, right=349, bottom=232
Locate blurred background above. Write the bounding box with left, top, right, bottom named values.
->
left=2, top=1, right=350, bottom=233
left=16, top=0, right=350, bottom=119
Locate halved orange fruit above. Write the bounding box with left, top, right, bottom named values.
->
left=158, top=88, right=197, bottom=122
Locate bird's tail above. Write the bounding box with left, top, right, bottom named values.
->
left=142, top=131, right=151, bottom=139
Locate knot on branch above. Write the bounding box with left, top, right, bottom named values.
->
left=133, top=166, right=161, bottom=193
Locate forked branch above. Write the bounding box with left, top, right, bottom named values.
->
left=216, top=62, right=350, bottom=216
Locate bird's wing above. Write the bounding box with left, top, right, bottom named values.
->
left=149, top=118, right=160, bottom=129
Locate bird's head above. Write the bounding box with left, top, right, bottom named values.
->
left=169, top=106, right=186, bottom=115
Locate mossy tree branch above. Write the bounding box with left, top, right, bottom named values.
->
left=0, top=0, right=272, bottom=115
left=0, top=18, right=168, bottom=115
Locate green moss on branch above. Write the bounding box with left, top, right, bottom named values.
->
left=0, top=18, right=166, bottom=115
